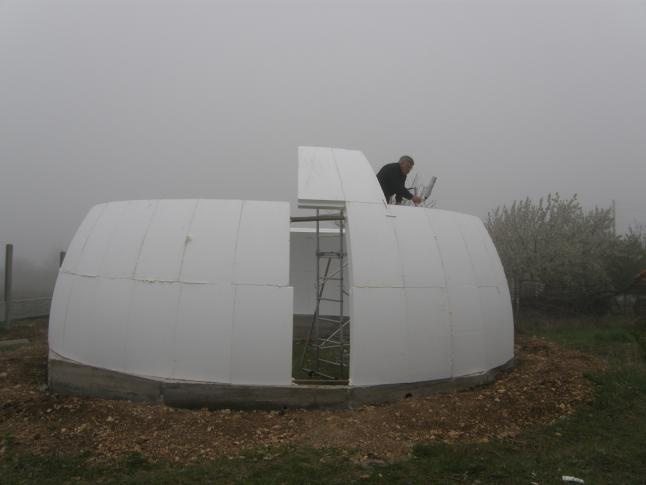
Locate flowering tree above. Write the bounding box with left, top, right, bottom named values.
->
left=486, top=193, right=620, bottom=312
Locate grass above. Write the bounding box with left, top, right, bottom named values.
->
left=2, top=315, right=646, bottom=484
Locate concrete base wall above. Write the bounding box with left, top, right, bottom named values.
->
left=48, top=352, right=515, bottom=410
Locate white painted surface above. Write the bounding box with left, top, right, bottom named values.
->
left=297, top=146, right=344, bottom=206
left=297, top=146, right=385, bottom=208
left=125, top=281, right=180, bottom=378
left=350, top=287, right=408, bottom=386
left=49, top=199, right=294, bottom=385
left=76, top=202, right=126, bottom=277
left=48, top=272, right=74, bottom=352
left=235, top=201, right=290, bottom=286
left=173, top=283, right=235, bottom=382
left=61, top=276, right=100, bottom=367
left=50, top=189, right=513, bottom=388
left=180, top=199, right=242, bottom=284
left=391, top=205, right=445, bottom=288
left=134, top=199, right=197, bottom=282
left=345, top=202, right=402, bottom=288
left=230, top=285, right=293, bottom=385
left=332, top=148, right=385, bottom=204
left=102, top=200, right=157, bottom=278
left=61, top=204, right=105, bottom=274
left=89, top=277, right=133, bottom=373
left=346, top=201, right=513, bottom=385
left=403, top=287, right=452, bottom=382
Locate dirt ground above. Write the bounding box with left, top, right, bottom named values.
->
left=0, top=319, right=604, bottom=464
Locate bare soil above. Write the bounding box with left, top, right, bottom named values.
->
left=0, top=319, right=604, bottom=464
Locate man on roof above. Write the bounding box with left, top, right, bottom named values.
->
left=376, top=155, right=423, bottom=205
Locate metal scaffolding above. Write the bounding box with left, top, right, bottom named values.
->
left=298, top=209, right=350, bottom=381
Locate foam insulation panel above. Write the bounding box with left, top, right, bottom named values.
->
left=297, top=146, right=385, bottom=208
left=49, top=199, right=293, bottom=385
left=346, top=201, right=513, bottom=385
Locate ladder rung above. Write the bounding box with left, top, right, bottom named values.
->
left=319, top=297, right=342, bottom=303
left=319, top=358, right=346, bottom=367
left=301, top=368, right=338, bottom=380
left=317, top=252, right=346, bottom=258
left=318, top=317, right=344, bottom=323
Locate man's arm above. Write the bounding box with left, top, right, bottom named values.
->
left=394, top=170, right=414, bottom=200
left=394, top=169, right=422, bottom=205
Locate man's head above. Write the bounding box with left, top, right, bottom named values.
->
left=398, top=155, right=414, bottom=175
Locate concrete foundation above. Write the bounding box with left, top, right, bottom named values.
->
left=48, top=350, right=515, bottom=410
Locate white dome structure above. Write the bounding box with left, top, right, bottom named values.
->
left=48, top=147, right=514, bottom=408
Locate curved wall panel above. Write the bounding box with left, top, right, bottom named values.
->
left=346, top=202, right=514, bottom=386
left=49, top=199, right=293, bottom=386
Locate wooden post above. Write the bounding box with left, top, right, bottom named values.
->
left=3, top=244, right=13, bottom=327
left=59, top=251, right=66, bottom=268
left=513, top=277, right=521, bottom=327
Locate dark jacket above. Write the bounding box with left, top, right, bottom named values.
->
left=376, top=162, right=414, bottom=202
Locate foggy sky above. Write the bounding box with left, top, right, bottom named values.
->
left=1, top=0, right=645, bottom=297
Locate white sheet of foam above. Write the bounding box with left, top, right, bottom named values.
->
left=345, top=202, right=402, bottom=288
left=332, top=148, right=385, bottom=204
left=88, top=277, right=134, bottom=373
left=60, top=275, right=99, bottom=365
left=173, top=283, right=235, bottom=382
left=297, top=146, right=385, bottom=208
left=349, top=286, right=408, bottom=386
left=76, top=202, right=126, bottom=277
left=234, top=201, right=290, bottom=286
left=50, top=198, right=295, bottom=385
left=391, top=205, right=445, bottom=288
left=61, top=203, right=105, bottom=274
left=102, top=200, right=157, bottom=278
left=134, top=200, right=197, bottom=282
left=297, top=146, right=344, bottom=207
left=404, top=287, right=452, bottom=382
left=180, top=199, right=242, bottom=284
left=346, top=201, right=512, bottom=385
left=124, top=281, right=181, bottom=378
left=230, top=285, right=293, bottom=386
left=48, top=272, right=75, bottom=354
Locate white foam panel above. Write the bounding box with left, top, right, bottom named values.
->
left=61, top=276, right=100, bottom=365
left=391, top=206, right=446, bottom=288
left=404, top=287, right=452, bottom=382
left=102, top=200, right=157, bottom=278
left=479, top=286, right=514, bottom=369
left=48, top=272, right=75, bottom=354
left=173, top=283, right=235, bottom=382
left=234, top=201, right=289, bottom=286
left=135, top=200, right=197, bottom=281
left=61, top=204, right=106, bottom=274
left=76, top=202, right=127, bottom=277
left=297, top=146, right=344, bottom=205
left=426, top=210, right=476, bottom=287
left=346, top=203, right=403, bottom=288
left=350, top=287, right=408, bottom=386
left=180, top=199, right=242, bottom=284
left=332, top=148, right=385, bottom=204
left=230, top=285, right=293, bottom=386
left=124, top=281, right=181, bottom=378
left=87, top=277, right=134, bottom=373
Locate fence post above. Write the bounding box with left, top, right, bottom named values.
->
left=3, top=244, right=13, bottom=328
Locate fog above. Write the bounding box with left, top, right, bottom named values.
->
left=1, top=0, right=645, bottom=298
